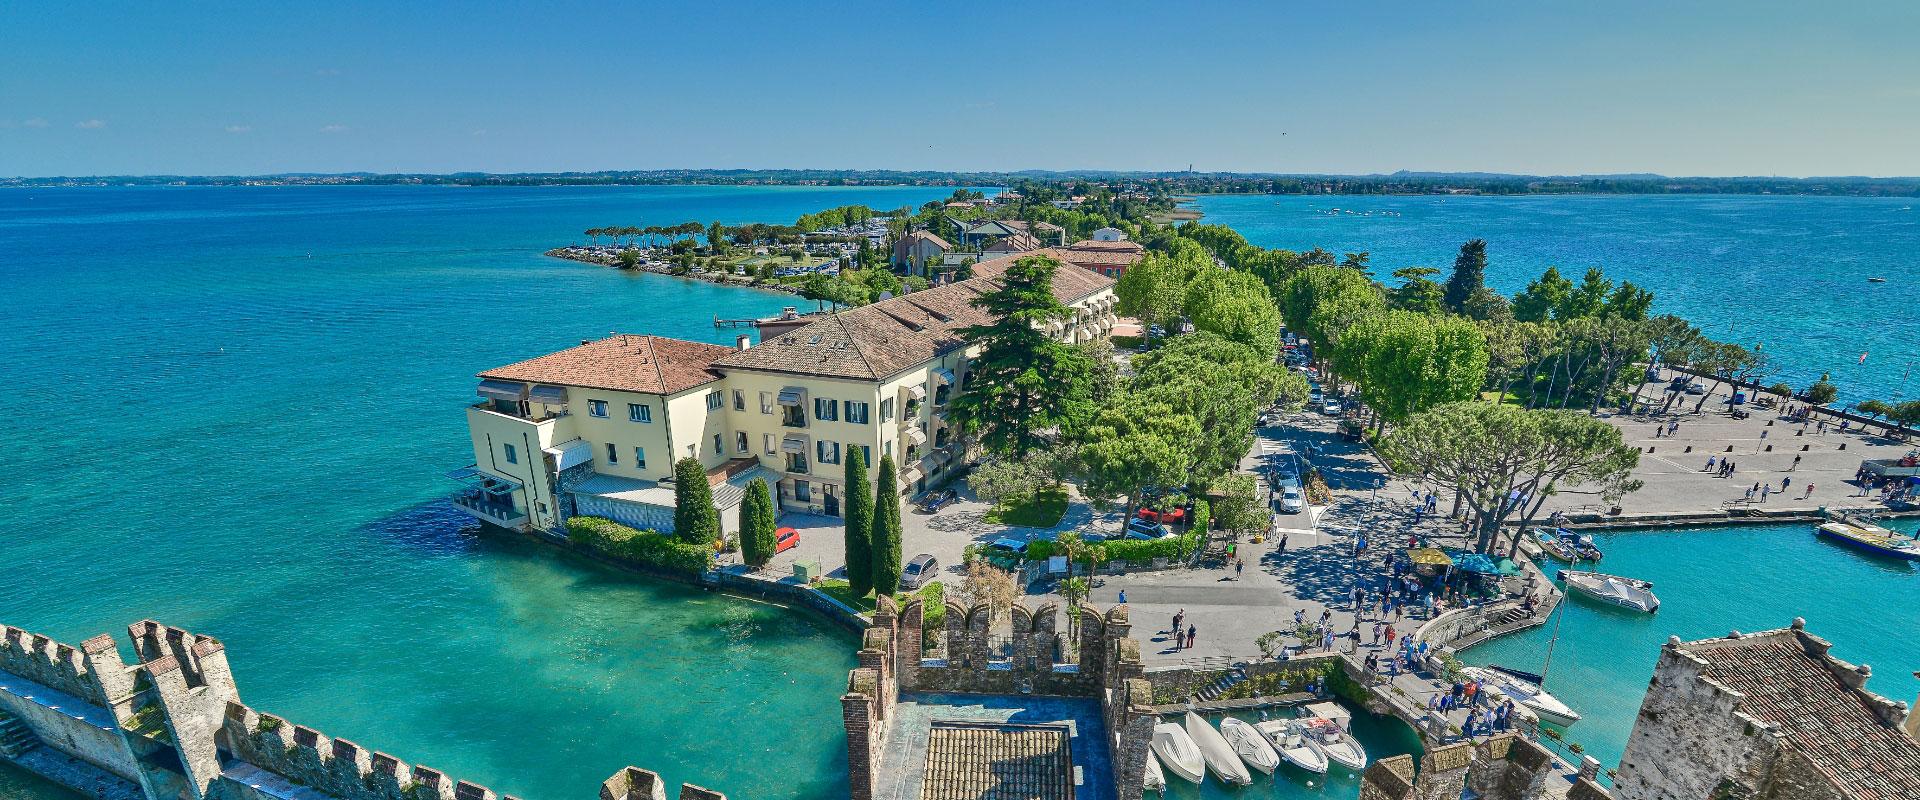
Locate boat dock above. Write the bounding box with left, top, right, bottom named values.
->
left=1144, top=692, right=1314, bottom=716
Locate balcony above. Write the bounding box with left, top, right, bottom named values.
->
left=451, top=488, right=529, bottom=530
left=469, top=401, right=567, bottom=424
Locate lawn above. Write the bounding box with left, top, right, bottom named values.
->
left=815, top=578, right=877, bottom=613
left=984, top=487, right=1069, bottom=528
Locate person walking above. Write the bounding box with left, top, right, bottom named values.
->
left=1792, top=454, right=1802, bottom=471
left=1186, top=624, right=1197, bottom=650
left=1761, top=484, right=1771, bottom=502
left=1782, top=476, right=1792, bottom=492
left=1705, top=455, right=1717, bottom=472
left=1804, top=483, right=1816, bottom=499
left=1118, top=590, right=1126, bottom=604
left=1172, top=610, right=1184, bottom=646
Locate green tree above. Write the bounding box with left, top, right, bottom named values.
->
left=1129, top=333, right=1304, bottom=476
left=1209, top=473, right=1269, bottom=537
left=1462, top=286, right=1514, bottom=323
left=672, top=457, right=720, bottom=546
left=968, top=454, right=1055, bottom=507
left=1276, top=264, right=1386, bottom=364
left=1559, top=268, right=1613, bottom=320
left=1891, top=401, right=1920, bottom=438
left=948, top=255, right=1099, bottom=458
left=870, top=454, right=904, bottom=595
left=1379, top=402, right=1642, bottom=554
left=1184, top=266, right=1283, bottom=356
left=1443, top=239, right=1488, bottom=313
left=1079, top=398, right=1200, bottom=523
left=1390, top=267, right=1446, bottom=315
left=1857, top=399, right=1892, bottom=423
left=615, top=249, right=641, bottom=268
left=1114, top=251, right=1187, bottom=333
left=1335, top=310, right=1489, bottom=430
left=738, top=479, right=776, bottom=568
left=843, top=446, right=875, bottom=597
left=1604, top=281, right=1655, bottom=320
left=1804, top=373, right=1839, bottom=405
left=707, top=221, right=726, bottom=255
left=1511, top=267, right=1573, bottom=323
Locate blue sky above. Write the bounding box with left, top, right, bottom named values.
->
left=3, top=1, right=1917, bottom=177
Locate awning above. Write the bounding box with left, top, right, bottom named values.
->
left=901, top=467, right=924, bottom=485
left=777, top=388, right=805, bottom=407
left=1449, top=551, right=1500, bottom=575
left=929, top=450, right=952, bottom=465
left=904, top=427, right=928, bottom=446
left=476, top=379, right=528, bottom=402
left=529, top=384, right=569, bottom=404
left=781, top=434, right=809, bottom=454
left=906, top=384, right=927, bottom=401
left=543, top=439, right=593, bottom=471
left=934, top=368, right=955, bottom=385
left=1405, top=548, right=1453, bottom=567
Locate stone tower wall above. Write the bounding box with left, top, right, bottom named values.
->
left=1356, top=734, right=1573, bottom=800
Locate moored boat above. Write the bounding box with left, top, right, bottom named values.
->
left=1298, top=716, right=1368, bottom=771
left=1150, top=722, right=1204, bottom=784
left=1218, top=716, right=1281, bottom=774
left=1559, top=570, right=1659, bottom=613
left=1533, top=528, right=1579, bottom=561
left=1254, top=719, right=1329, bottom=774
left=1463, top=666, right=1582, bottom=727
left=1144, top=750, right=1166, bottom=792
left=1185, top=711, right=1252, bottom=785
left=1815, top=521, right=1920, bottom=560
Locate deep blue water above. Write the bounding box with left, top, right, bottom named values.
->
left=0, top=185, right=973, bottom=800
left=1195, top=194, right=1920, bottom=404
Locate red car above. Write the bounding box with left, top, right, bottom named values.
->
left=774, top=527, right=800, bottom=553
left=1136, top=507, right=1188, bottom=525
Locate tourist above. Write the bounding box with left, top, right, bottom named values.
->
left=1385, top=624, right=1396, bottom=648
left=1294, top=608, right=1306, bottom=626
left=1235, top=559, right=1244, bottom=580
left=1186, top=624, right=1197, bottom=650
left=1745, top=485, right=1755, bottom=501
left=1117, top=590, right=1126, bottom=604
left=1465, top=710, right=1481, bottom=737
left=1704, top=455, right=1717, bottom=472
left=1761, top=485, right=1771, bottom=502
left=1654, top=425, right=1662, bottom=438
left=1278, top=533, right=1288, bottom=553
left=1427, top=693, right=1440, bottom=713
left=1172, top=610, right=1185, bottom=646
left=1372, top=621, right=1383, bottom=645
left=1805, top=483, right=1815, bottom=498
left=1782, top=476, right=1792, bottom=492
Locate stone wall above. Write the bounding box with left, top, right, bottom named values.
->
left=1357, top=734, right=1572, bottom=800
left=0, top=624, right=148, bottom=791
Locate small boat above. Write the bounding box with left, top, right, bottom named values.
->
left=1218, top=717, right=1281, bottom=774
left=1869, top=277, right=1888, bottom=283
left=1573, top=534, right=1604, bottom=561
left=1299, top=716, right=1367, bottom=771
left=1559, top=570, right=1659, bottom=613
left=1151, top=722, right=1204, bottom=784
left=1533, top=528, right=1579, bottom=562
left=1185, top=712, right=1252, bottom=785
left=1816, top=521, right=1920, bottom=560
left=1254, top=719, right=1328, bottom=774
left=1144, top=750, right=1166, bottom=792
left=1463, top=666, right=1582, bottom=727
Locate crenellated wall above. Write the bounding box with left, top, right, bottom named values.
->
left=1358, top=734, right=1574, bottom=800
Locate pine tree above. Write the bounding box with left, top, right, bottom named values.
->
left=1443, top=239, right=1488, bottom=314
left=947, top=255, right=1097, bottom=458
left=843, top=446, right=875, bottom=597
left=870, top=454, right=904, bottom=595
left=672, top=457, right=719, bottom=546
left=739, top=479, right=776, bottom=568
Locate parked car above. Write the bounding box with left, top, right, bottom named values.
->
left=1278, top=487, right=1306, bottom=514
left=915, top=488, right=959, bottom=514
left=774, top=527, right=800, bottom=553
left=1322, top=400, right=1343, bottom=415
left=899, top=554, right=939, bottom=589
left=1685, top=382, right=1708, bottom=395
left=1136, top=506, right=1188, bottom=525
left=1125, top=518, right=1175, bottom=540
left=1271, top=471, right=1303, bottom=491
left=986, top=537, right=1026, bottom=556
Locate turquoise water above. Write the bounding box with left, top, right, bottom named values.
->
left=0, top=185, right=973, bottom=800
left=1464, top=521, right=1920, bottom=773
left=1171, top=706, right=1423, bottom=799
left=1194, top=194, right=1920, bottom=403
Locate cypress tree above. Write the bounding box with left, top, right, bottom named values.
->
left=843, top=446, right=874, bottom=597
left=739, top=479, right=776, bottom=568
left=672, top=457, right=719, bottom=546
left=1443, top=239, right=1488, bottom=314
left=870, top=454, right=904, bottom=595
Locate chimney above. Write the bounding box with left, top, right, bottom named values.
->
left=736, top=334, right=752, bottom=351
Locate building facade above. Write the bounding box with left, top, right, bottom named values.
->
left=451, top=252, right=1117, bottom=537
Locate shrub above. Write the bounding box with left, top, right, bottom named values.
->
left=1190, top=498, right=1212, bottom=532
left=567, top=516, right=716, bottom=575
left=1104, top=531, right=1201, bottom=563
left=1765, top=382, right=1793, bottom=397
left=1023, top=540, right=1058, bottom=561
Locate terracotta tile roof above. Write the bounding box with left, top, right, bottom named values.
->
left=1681, top=630, right=1920, bottom=799
left=712, top=250, right=1112, bottom=381
left=1066, top=239, right=1145, bottom=254
left=904, top=230, right=952, bottom=249
left=983, top=232, right=1042, bottom=253
left=920, top=722, right=1073, bottom=800
left=479, top=335, right=733, bottom=395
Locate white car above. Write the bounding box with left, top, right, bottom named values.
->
left=1278, top=487, right=1306, bottom=514
left=1322, top=400, right=1343, bottom=415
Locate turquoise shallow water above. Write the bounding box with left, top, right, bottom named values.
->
left=1170, top=706, right=1423, bottom=799
left=0, top=185, right=973, bottom=800
left=1194, top=194, right=1920, bottom=403
left=1464, top=521, right=1920, bottom=774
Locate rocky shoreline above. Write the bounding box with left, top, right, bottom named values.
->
left=543, top=248, right=807, bottom=296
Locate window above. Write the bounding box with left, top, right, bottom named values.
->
left=785, top=452, right=809, bottom=473
left=713, top=433, right=723, bottom=454
left=814, top=398, right=838, bottom=422
left=884, top=440, right=893, bottom=457
left=935, top=428, right=950, bottom=447
left=760, top=391, right=774, bottom=414
left=735, top=432, right=749, bottom=453
left=588, top=399, right=609, bottom=418
left=503, top=443, right=518, bottom=464
left=880, top=397, right=895, bottom=422
left=782, top=404, right=807, bottom=428
left=856, top=444, right=871, bottom=465
left=733, top=389, right=745, bottom=411
left=634, top=446, right=647, bottom=469
left=706, top=392, right=723, bottom=411
left=845, top=401, right=869, bottom=424
left=764, top=433, right=777, bottom=455
left=628, top=403, right=651, bottom=423
left=604, top=442, right=618, bottom=464
left=934, top=385, right=950, bottom=406
left=794, top=480, right=812, bottom=503
left=817, top=440, right=840, bottom=465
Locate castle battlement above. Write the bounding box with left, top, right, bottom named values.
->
left=0, top=623, right=107, bottom=705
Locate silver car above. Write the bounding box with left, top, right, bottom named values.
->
left=899, top=554, right=939, bottom=589
left=1278, top=487, right=1306, bottom=514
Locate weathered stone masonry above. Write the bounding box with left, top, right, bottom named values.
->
left=0, top=619, right=727, bottom=800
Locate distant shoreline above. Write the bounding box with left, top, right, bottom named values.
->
left=544, top=247, right=809, bottom=297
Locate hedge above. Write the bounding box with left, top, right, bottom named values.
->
left=1191, top=498, right=1212, bottom=532
left=566, top=516, right=716, bottom=575
left=1104, top=531, right=1201, bottom=563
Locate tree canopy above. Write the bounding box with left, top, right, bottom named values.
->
left=948, top=255, right=1100, bottom=458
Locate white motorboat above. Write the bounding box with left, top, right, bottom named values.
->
left=1462, top=666, right=1582, bottom=728
left=1144, top=750, right=1166, bottom=792
left=1185, top=711, right=1253, bottom=785
left=1217, top=716, right=1281, bottom=774
left=1254, top=719, right=1328, bottom=774
left=1150, top=722, right=1204, bottom=784
left=1298, top=716, right=1368, bottom=771
left=1558, top=570, right=1659, bottom=613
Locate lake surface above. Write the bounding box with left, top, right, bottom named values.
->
left=1194, top=194, right=1920, bottom=404
left=1464, top=521, right=1920, bottom=775
left=1169, top=705, right=1422, bottom=799
left=0, top=184, right=973, bottom=800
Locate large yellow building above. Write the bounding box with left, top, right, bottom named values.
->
left=451, top=252, right=1117, bottom=537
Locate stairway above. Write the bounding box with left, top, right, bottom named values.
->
left=0, top=710, right=39, bottom=758
left=1194, top=664, right=1251, bottom=701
